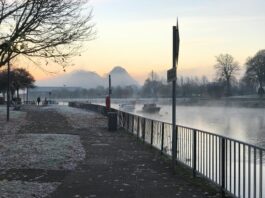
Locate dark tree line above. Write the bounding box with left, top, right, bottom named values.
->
left=0, top=68, right=35, bottom=99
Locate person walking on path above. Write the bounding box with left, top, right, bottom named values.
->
left=37, top=97, right=41, bottom=106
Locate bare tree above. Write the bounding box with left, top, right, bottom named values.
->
left=244, top=49, right=265, bottom=97
left=214, top=54, right=240, bottom=96
left=0, top=0, right=95, bottom=69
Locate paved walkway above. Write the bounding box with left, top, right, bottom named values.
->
left=20, top=106, right=222, bottom=197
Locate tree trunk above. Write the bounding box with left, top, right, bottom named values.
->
left=226, top=79, right=231, bottom=96
left=17, top=88, right=19, bottom=99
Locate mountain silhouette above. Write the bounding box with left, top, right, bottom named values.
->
left=108, top=66, right=139, bottom=87
left=36, top=66, right=139, bottom=89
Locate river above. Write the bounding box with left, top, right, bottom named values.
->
left=102, top=103, right=265, bottom=148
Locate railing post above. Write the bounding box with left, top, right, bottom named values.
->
left=172, top=125, right=177, bottom=171
left=221, top=137, right=226, bottom=197
left=132, top=115, right=134, bottom=133
left=122, top=112, right=126, bottom=129
left=127, top=114, right=129, bottom=131
left=192, top=129, right=197, bottom=177
left=137, top=116, right=140, bottom=140
left=151, top=120, right=154, bottom=146
left=161, top=123, right=164, bottom=154
left=142, top=118, right=146, bottom=142
left=176, top=126, right=178, bottom=161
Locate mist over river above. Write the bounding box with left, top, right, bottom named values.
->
left=103, top=103, right=265, bottom=148
left=60, top=99, right=265, bottom=148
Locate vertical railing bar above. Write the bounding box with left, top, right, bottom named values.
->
left=197, top=131, right=202, bottom=172
left=176, top=126, right=178, bottom=161
left=137, top=116, right=140, bottom=140
left=178, top=127, right=181, bottom=161
left=182, top=128, right=186, bottom=163
left=181, top=127, right=183, bottom=162
left=219, top=137, right=221, bottom=185
left=254, top=147, right=256, bottom=198
left=132, top=115, right=134, bottom=133
left=151, top=120, right=154, bottom=146
left=187, top=129, right=189, bottom=166
left=123, top=112, right=125, bottom=128
left=221, top=138, right=225, bottom=197
left=189, top=129, right=191, bottom=166
left=201, top=132, right=203, bottom=174
left=190, top=130, right=193, bottom=167
left=238, top=143, right=241, bottom=198
left=234, top=141, right=236, bottom=196
left=186, top=128, right=188, bottom=165
left=193, top=129, right=197, bottom=177
left=203, top=132, right=205, bottom=176
left=143, top=118, right=146, bottom=142
left=206, top=134, right=208, bottom=178
left=184, top=128, right=186, bottom=164
left=177, top=126, right=179, bottom=161
left=161, top=123, right=164, bottom=154
left=127, top=114, right=129, bottom=131
left=243, top=144, right=246, bottom=198
left=200, top=132, right=203, bottom=174
left=209, top=134, right=212, bottom=180
left=215, top=135, right=218, bottom=183
left=212, top=135, right=214, bottom=181
left=187, top=129, right=189, bottom=167
left=248, top=146, right=251, bottom=198
left=229, top=140, right=232, bottom=193
left=182, top=128, right=187, bottom=163
left=225, top=138, right=228, bottom=190
left=259, top=150, right=262, bottom=198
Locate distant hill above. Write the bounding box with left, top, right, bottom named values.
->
left=36, top=66, right=139, bottom=89
left=108, top=66, right=139, bottom=87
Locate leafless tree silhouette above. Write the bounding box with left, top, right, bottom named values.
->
left=0, top=0, right=95, bottom=69
left=214, top=54, right=240, bottom=96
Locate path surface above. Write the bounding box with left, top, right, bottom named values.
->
left=2, top=105, right=222, bottom=198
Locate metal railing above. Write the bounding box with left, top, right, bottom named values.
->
left=69, top=102, right=265, bottom=198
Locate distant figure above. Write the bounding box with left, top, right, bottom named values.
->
left=37, top=97, right=41, bottom=106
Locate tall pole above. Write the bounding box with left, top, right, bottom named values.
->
left=172, top=20, right=180, bottom=172
left=6, top=61, right=10, bottom=121
left=109, top=75, right=111, bottom=109
left=26, top=87, right=29, bottom=102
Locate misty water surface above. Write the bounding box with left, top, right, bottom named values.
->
left=110, top=104, right=265, bottom=148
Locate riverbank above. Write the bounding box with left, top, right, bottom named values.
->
left=55, top=96, right=265, bottom=108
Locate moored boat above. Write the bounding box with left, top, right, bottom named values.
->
left=142, top=103, right=160, bottom=113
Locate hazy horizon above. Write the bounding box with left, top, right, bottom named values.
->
left=17, top=0, right=265, bottom=83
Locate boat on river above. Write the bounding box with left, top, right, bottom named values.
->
left=119, top=101, right=136, bottom=112
left=142, top=103, right=160, bottom=113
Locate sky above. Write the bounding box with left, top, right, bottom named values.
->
left=29, top=0, right=265, bottom=83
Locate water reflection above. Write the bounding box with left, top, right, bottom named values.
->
left=114, top=104, right=265, bottom=148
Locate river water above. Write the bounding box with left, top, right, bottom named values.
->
left=59, top=99, right=265, bottom=148
left=105, top=103, right=265, bottom=148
